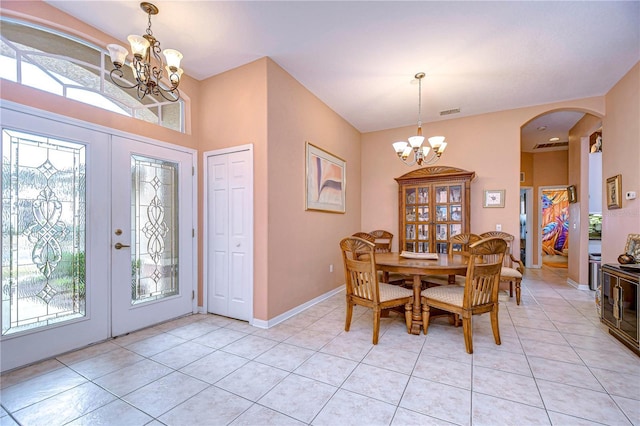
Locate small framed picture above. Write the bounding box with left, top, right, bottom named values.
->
left=483, top=190, right=505, bottom=208
left=567, top=185, right=577, bottom=203
left=606, top=174, right=622, bottom=210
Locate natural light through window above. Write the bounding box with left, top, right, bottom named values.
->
left=0, top=18, right=184, bottom=132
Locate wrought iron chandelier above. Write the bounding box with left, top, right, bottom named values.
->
left=392, top=72, right=447, bottom=166
left=106, top=2, right=183, bottom=102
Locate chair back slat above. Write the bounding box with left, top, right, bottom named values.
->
left=479, top=231, right=514, bottom=268
left=464, top=238, right=506, bottom=308
left=369, top=230, right=393, bottom=253
left=449, top=233, right=481, bottom=255
left=341, top=237, right=379, bottom=303
left=352, top=232, right=376, bottom=243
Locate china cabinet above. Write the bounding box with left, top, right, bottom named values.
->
left=601, top=264, right=639, bottom=356
left=396, top=166, right=475, bottom=254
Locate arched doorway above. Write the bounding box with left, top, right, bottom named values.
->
left=520, top=109, right=602, bottom=286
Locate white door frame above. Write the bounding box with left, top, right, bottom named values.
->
left=202, top=145, right=254, bottom=322
left=520, top=187, right=535, bottom=268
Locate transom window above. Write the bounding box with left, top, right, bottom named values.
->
left=0, top=18, right=184, bottom=132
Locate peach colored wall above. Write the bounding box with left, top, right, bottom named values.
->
left=602, top=62, right=640, bottom=264
left=361, top=98, right=604, bottom=261
left=568, top=114, right=602, bottom=285
left=532, top=151, right=569, bottom=187
left=196, top=59, right=269, bottom=315
left=0, top=1, right=200, bottom=144
left=520, top=153, right=534, bottom=187
left=265, top=59, right=361, bottom=318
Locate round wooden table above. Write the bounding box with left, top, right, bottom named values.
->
left=375, top=252, right=469, bottom=334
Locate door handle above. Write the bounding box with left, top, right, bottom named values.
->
left=114, top=242, right=130, bottom=250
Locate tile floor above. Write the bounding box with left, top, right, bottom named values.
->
left=1, top=267, right=639, bottom=426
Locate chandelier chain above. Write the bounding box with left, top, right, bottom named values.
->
left=417, top=76, right=422, bottom=126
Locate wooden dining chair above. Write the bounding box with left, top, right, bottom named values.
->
left=367, top=230, right=411, bottom=286
left=340, top=236, right=414, bottom=344
left=352, top=232, right=376, bottom=244
left=479, top=231, right=524, bottom=305
left=422, top=233, right=482, bottom=286
left=369, top=230, right=393, bottom=253
left=421, top=237, right=506, bottom=353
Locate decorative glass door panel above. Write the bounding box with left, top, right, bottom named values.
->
left=1, top=107, right=110, bottom=372
left=111, top=136, right=193, bottom=337
left=2, top=130, right=86, bottom=334
left=131, top=155, right=178, bottom=305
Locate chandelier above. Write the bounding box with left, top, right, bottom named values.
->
left=392, top=72, right=447, bottom=166
left=106, top=2, right=183, bottom=102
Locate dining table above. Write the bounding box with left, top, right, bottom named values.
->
left=374, top=252, right=469, bottom=335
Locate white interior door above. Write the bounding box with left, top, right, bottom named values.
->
left=111, top=136, right=195, bottom=336
left=206, top=147, right=253, bottom=321
left=1, top=107, right=110, bottom=372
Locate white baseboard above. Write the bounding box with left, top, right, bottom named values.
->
left=251, top=285, right=345, bottom=329
left=567, top=278, right=589, bottom=291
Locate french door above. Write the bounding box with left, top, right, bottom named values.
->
left=111, top=136, right=195, bottom=336
left=1, top=108, right=110, bottom=371
left=1, top=106, right=195, bottom=372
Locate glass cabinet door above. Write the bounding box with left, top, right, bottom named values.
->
left=403, top=185, right=431, bottom=252
left=433, top=184, right=464, bottom=253
left=619, top=277, right=638, bottom=343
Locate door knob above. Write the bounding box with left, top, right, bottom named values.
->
left=114, top=242, right=130, bottom=249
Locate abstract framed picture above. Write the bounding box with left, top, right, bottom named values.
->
left=567, top=185, right=577, bottom=203
left=305, top=142, right=346, bottom=213
left=483, top=190, right=505, bottom=208
left=606, top=174, right=622, bottom=210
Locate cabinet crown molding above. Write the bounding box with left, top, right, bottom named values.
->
left=395, top=166, right=476, bottom=183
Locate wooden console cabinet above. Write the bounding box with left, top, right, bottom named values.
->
left=396, top=166, right=475, bottom=254
left=601, top=264, right=639, bottom=356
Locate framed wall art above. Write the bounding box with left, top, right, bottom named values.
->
left=624, top=233, right=640, bottom=262
left=567, top=185, right=577, bottom=203
left=606, top=174, right=622, bottom=210
left=305, top=142, right=346, bottom=213
left=483, top=190, right=505, bottom=208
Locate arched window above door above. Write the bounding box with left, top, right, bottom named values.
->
left=0, top=18, right=184, bottom=132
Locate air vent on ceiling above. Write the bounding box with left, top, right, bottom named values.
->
left=533, top=141, right=569, bottom=149
left=440, top=108, right=460, bottom=116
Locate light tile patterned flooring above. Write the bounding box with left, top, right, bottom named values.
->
left=1, top=267, right=639, bottom=425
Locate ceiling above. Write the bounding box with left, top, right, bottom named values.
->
left=46, top=1, right=639, bottom=140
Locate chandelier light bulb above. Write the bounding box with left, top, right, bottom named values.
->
left=127, top=35, right=150, bottom=58
left=107, top=44, right=128, bottom=67
left=163, top=49, right=183, bottom=71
